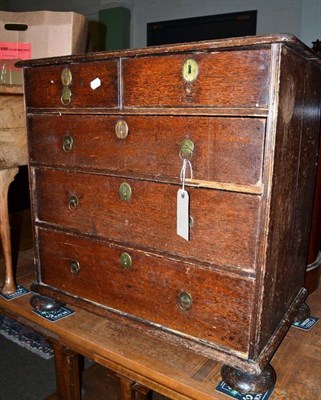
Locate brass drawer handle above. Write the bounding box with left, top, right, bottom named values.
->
left=115, top=120, right=129, bottom=139
left=182, top=59, right=199, bottom=82
left=119, top=182, right=132, bottom=202
left=63, top=134, right=73, bottom=152
left=68, top=194, right=78, bottom=210
left=70, top=260, right=80, bottom=275
left=178, top=291, right=192, bottom=311
left=120, top=252, right=132, bottom=269
left=180, top=138, right=194, bottom=160
left=61, top=86, right=72, bottom=105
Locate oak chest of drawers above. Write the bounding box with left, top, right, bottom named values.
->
left=19, top=34, right=321, bottom=393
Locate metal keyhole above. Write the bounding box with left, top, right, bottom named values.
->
left=182, top=59, right=199, bottom=82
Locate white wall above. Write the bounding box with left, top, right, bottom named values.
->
left=3, top=0, right=321, bottom=49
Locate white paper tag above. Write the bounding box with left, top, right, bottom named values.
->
left=90, top=77, right=101, bottom=90
left=177, top=189, right=189, bottom=241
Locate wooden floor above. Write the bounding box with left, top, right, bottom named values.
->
left=1, top=246, right=321, bottom=399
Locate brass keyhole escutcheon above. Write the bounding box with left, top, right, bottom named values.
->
left=180, top=138, right=195, bottom=160
left=182, top=59, right=199, bottom=82
left=63, top=134, right=73, bottom=152
left=68, top=194, right=78, bottom=210
left=61, top=86, right=72, bottom=105
left=120, top=252, right=132, bottom=269
left=61, top=68, right=72, bottom=86
left=119, top=182, right=132, bottom=202
left=115, top=120, right=129, bottom=139
left=70, top=260, right=80, bottom=275
left=178, top=291, right=192, bottom=311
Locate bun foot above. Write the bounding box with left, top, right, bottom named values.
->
left=30, top=294, right=65, bottom=312
left=293, top=302, right=310, bottom=324
left=221, top=364, right=276, bottom=394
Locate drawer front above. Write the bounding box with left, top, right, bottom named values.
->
left=122, top=50, right=270, bottom=108
left=38, top=227, right=254, bottom=354
left=24, top=60, right=118, bottom=109
left=28, top=115, right=265, bottom=188
left=33, top=169, right=261, bottom=271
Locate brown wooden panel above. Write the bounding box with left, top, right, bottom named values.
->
left=32, top=168, right=261, bottom=271
left=28, top=115, right=266, bottom=187
left=256, top=46, right=321, bottom=355
left=24, top=60, right=118, bottom=109
left=38, top=227, right=254, bottom=353
left=122, top=50, right=270, bottom=108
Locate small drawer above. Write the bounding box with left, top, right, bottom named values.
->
left=28, top=115, right=266, bottom=189
left=122, top=49, right=270, bottom=108
left=37, top=227, right=254, bottom=354
left=24, top=60, right=118, bottom=109
left=33, top=169, right=261, bottom=271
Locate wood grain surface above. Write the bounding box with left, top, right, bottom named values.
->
left=33, top=167, right=261, bottom=272
left=123, top=50, right=270, bottom=108
left=1, top=252, right=321, bottom=400
left=27, top=115, right=265, bottom=188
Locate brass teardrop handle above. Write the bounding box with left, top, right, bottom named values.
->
left=70, top=260, right=80, bottom=275
left=120, top=252, right=132, bottom=269
left=68, top=194, right=78, bottom=210
left=61, top=86, right=72, bottom=105
left=178, top=291, right=192, bottom=311
left=179, top=139, right=194, bottom=160
left=63, top=134, right=73, bottom=152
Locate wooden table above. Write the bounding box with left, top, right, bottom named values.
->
left=0, top=84, right=27, bottom=294
left=0, top=252, right=321, bottom=400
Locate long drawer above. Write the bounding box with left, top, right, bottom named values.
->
left=32, top=168, right=261, bottom=272
left=122, top=50, right=270, bottom=108
left=24, top=60, right=118, bottom=109
left=37, top=227, right=254, bottom=354
left=28, top=115, right=266, bottom=188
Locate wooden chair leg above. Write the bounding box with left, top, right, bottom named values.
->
left=0, top=167, right=19, bottom=294
left=52, top=342, right=81, bottom=400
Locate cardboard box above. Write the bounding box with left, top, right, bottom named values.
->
left=0, top=11, right=88, bottom=84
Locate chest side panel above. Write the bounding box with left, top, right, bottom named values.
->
left=256, top=46, right=321, bottom=355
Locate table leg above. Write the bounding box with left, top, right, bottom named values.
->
left=52, top=342, right=81, bottom=400
left=0, top=167, right=19, bottom=294
left=119, top=375, right=134, bottom=400
left=132, top=382, right=152, bottom=400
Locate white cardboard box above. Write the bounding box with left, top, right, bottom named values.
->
left=0, top=10, right=88, bottom=84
